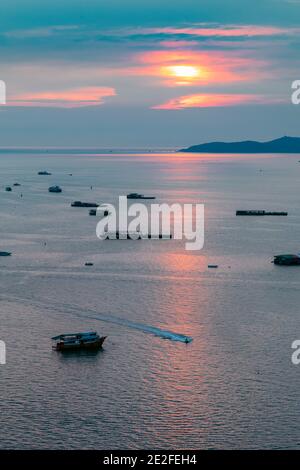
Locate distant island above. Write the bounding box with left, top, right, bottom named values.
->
left=180, top=136, right=300, bottom=153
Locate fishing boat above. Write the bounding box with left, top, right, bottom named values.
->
left=89, top=207, right=110, bottom=216
left=0, top=251, right=11, bottom=257
left=52, top=332, right=106, bottom=351
left=273, top=254, right=300, bottom=265
left=48, top=185, right=62, bottom=193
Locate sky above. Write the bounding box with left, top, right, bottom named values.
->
left=0, top=0, right=299, bottom=147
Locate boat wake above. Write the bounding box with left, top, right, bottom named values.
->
left=75, top=312, right=193, bottom=343
left=4, top=295, right=193, bottom=343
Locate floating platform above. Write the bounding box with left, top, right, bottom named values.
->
left=71, top=201, right=99, bottom=208
left=127, top=193, right=156, bottom=200
left=104, top=232, right=172, bottom=240
left=236, top=210, right=288, bottom=216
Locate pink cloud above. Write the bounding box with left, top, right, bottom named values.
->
left=9, top=86, right=116, bottom=108
left=132, top=50, right=267, bottom=86
left=145, top=25, right=300, bottom=38
left=152, top=93, right=284, bottom=110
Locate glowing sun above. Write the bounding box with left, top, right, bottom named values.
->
left=168, top=65, right=200, bottom=78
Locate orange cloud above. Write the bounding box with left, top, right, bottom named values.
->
left=9, top=86, right=116, bottom=108
left=152, top=93, right=284, bottom=109
left=133, top=50, right=266, bottom=86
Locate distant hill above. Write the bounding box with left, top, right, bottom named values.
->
left=180, top=136, right=300, bottom=153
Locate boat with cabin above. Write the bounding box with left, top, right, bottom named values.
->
left=273, top=254, right=300, bottom=265
left=48, top=185, right=62, bottom=193
left=52, top=332, right=106, bottom=351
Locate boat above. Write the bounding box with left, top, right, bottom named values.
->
left=85, top=262, right=94, bottom=266
left=95, top=205, right=111, bottom=216
left=104, top=231, right=172, bottom=239
left=52, top=332, right=106, bottom=351
left=236, top=210, right=288, bottom=216
left=38, top=171, right=52, bottom=175
left=273, top=254, right=300, bottom=265
left=127, top=193, right=156, bottom=200
left=0, top=251, right=11, bottom=256
left=89, top=208, right=110, bottom=216
left=5, top=186, right=12, bottom=192
left=13, top=183, right=21, bottom=186
left=71, top=201, right=99, bottom=208
left=48, top=185, right=62, bottom=193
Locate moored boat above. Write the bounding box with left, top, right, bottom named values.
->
left=273, top=254, right=300, bottom=265
left=71, top=201, right=99, bottom=207
left=0, top=251, right=11, bottom=257
left=52, top=332, right=106, bottom=351
left=236, top=210, right=288, bottom=216
left=127, top=193, right=156, bottom=200
left=49, top=185, right=62, bottom=193
left=104, top=231, right=172, bottom=239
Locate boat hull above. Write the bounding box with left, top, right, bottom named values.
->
left=274, top=259, right=300, bottom=266
left=54, top=336, right=106, bottom=351
left=127, top=196, right=156, bottom=200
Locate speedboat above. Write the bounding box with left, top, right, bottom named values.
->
left=52, top=332, right=106, bottom=351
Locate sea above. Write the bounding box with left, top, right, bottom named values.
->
left=0, top=149, right=300, bottom=449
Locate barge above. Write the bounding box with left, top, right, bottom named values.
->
left=236, top=210, right=288, bottom=216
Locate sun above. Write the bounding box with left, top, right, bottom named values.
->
left=168, top=65, right=200, bottom=78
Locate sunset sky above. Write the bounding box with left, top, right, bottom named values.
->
left=0, top=0, right=299, bottom=147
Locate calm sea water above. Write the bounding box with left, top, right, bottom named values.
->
left=0, top=150, right=300, bottom=449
